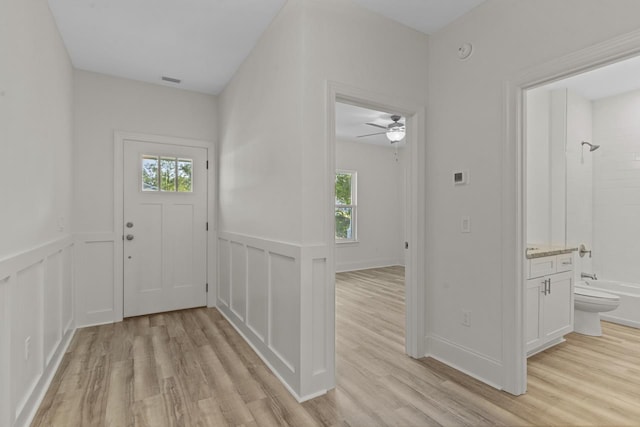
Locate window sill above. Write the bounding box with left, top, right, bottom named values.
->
left=336, top=240, right=359, bottom=246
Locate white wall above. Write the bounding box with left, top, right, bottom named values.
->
left=335, top=140, right=406, bottom=272
left=526, top=89, right=551, bottom=244
left=0, top=0, right=73, bottom=259
left=73, top=70, right=217, bottom=326
left=218, top=1, right=304, bottom=243
left=549, top=91, right=568, bottom=245
left=218, top=0, right=428, bottom=400
left=0, top=1, right=75, bottom=426
left=592, top=89, right=640, bottom=282
left=525, top=88, right=569, bottom=247
left=299, top=0, right=429, bottom=245
left=427, top=0, right=640, bottom=388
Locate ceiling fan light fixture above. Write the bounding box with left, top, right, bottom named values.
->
left=386, top=123, right=405, bottom=143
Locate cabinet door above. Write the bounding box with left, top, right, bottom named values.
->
left=526, top=277, right=544, bottom=352
left=542, top=271, right=574, bottom=340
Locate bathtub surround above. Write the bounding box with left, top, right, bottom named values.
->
left=565, top=91, right=595, bottom=281
left=592, top=89, right=640, bottom=284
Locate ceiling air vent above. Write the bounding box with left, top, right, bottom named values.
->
left=161, top=76, right=181, bottom=84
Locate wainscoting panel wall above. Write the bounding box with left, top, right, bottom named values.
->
left=0, top=236, right=75, bottom=427
left=217, top=232, right=332, bottom=401
left=74, top=232, right=118, bottom=327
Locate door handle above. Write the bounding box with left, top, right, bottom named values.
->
left=126, top=234, right=134, bottom=241
left=548, top=278, right=551, bottom=295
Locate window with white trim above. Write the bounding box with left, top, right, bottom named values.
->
left=335, top=170, right=356, bottom=242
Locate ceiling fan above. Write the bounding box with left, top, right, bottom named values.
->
left=357, top=114, right=406, bottom=143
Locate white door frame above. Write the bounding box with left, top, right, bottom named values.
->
left=113, top=131, right=216, bottom=322
left=503, top=29, right=640, bottom=395
left=326, top=81, right=427, bottom=358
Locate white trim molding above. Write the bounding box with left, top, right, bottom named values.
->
left=502, top=28, right=640, bottom=395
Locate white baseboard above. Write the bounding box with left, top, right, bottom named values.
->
left=16, top=327, right=76, bottom=427
left=426, top=334, right=503, bottom=389
left=335, top=259, right=404, bottom=273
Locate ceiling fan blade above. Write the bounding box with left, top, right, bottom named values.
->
left=357, top=131, right=386, bottom=138
left=365, top=122, right=388, bottom=130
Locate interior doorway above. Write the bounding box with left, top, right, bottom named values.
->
left=333, top=99, right=410, bottom=359
left=522, top=52, right=640, bottom=385
left=325, top=82, right=427, bottom=372
left=506, top=31, right=640, bottom=395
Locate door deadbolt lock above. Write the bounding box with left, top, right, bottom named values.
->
left=126, top=222, right=134, bottom=228
left=126, top=234, right=134, bottom=241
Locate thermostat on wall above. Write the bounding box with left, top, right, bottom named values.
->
left=454, top=170, right=468, bottom=185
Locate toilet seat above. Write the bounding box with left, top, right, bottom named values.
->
left=575, top=287, right=620, bottom=302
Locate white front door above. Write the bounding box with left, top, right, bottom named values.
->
left=123, top=139, right=208, bottom=317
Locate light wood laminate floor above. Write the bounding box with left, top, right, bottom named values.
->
left=33, top=266, right=640, bottom=426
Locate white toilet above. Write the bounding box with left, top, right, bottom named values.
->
left=574, top=283, right=620, bottom=336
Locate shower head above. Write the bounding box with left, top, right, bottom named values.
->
left=581, top=141, right=600, bottom=152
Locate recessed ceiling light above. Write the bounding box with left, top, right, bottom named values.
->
left=161, top=76, right=181, bottom=84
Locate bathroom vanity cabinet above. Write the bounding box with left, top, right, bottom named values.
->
left=526, top=253, right=574, bottom=356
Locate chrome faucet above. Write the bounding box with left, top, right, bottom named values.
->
left=581, top=272, right=598, bottom=280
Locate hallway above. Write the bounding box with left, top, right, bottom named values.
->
left=32, top=266, right=640, bottom=426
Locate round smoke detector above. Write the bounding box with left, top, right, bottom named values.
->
left=457, top=43, right=473, bottom=60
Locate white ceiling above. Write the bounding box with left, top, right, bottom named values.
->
left=352, top=0, right=485, bottom=34
left=48, top=0, right=485, bottom=95
left=336, top=102, right=405, bottom=148
left=541, top=54, right=640, bottom=100
left=48, top=0, right=287, bottom=94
